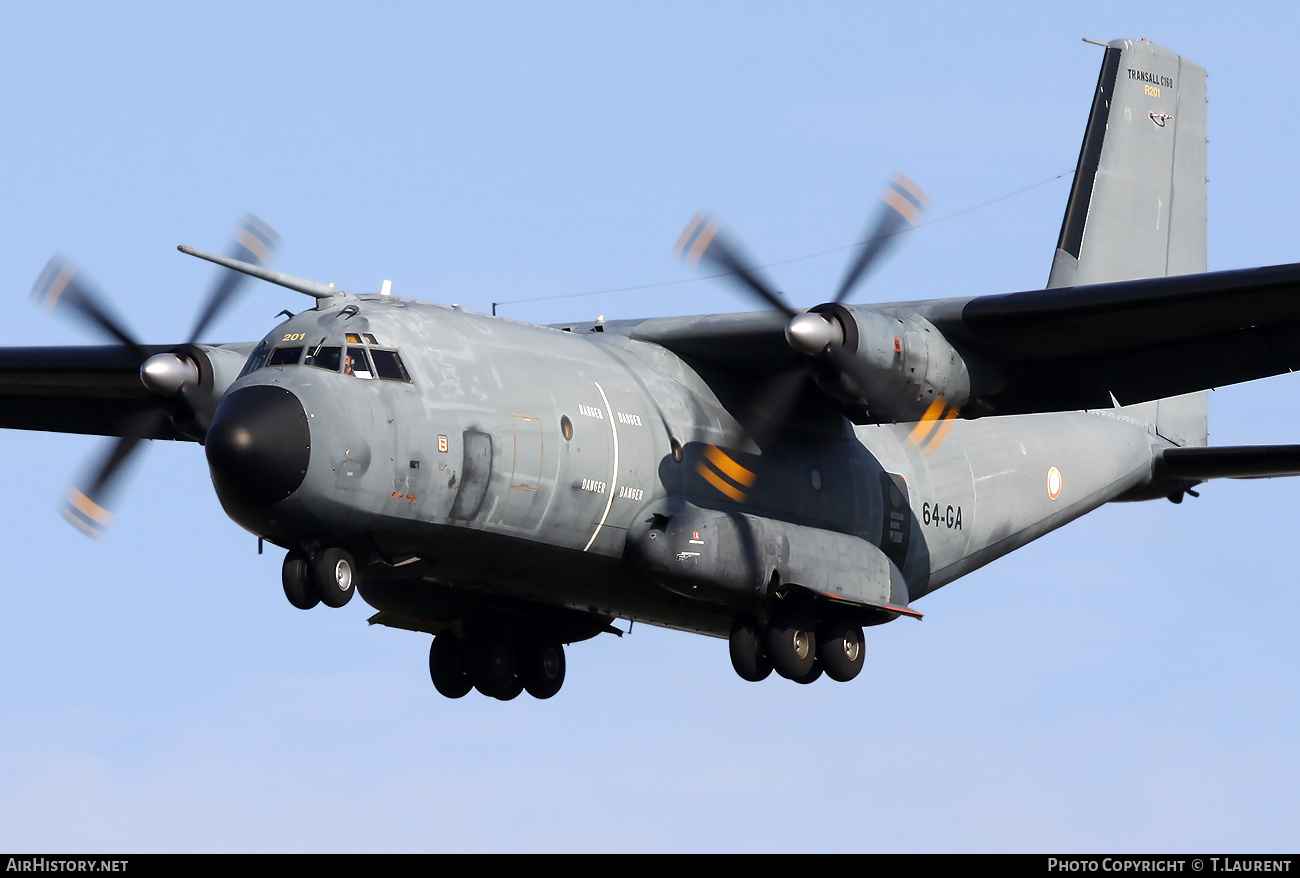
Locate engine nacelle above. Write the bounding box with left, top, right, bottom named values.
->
left=815, top=303, right=973, bottom=422
left=139, top=344, right=253, bottom=442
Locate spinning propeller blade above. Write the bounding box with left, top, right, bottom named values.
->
left=675, top=213, right=796, bottom=318
left=32, top=258, right=147, bottom=361
left=35, top=215, right=279, bottom=536
left=60, top=409, right=166, bottom=538
left=186, top=214, right=279, bottom=344
left=832, top=174, right=928, bottom=304
left=676, top=176, right=930, bottom=497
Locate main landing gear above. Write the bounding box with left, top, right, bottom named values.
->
left=428, top=625, right=567, bottom=701
left=282, top=547, right=358, bottom=610
left=729, top=613, right=865, bottom=685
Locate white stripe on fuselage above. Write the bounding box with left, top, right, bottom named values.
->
left=582, top=381, right=619, bottom=552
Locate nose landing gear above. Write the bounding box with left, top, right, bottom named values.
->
left=314, top=547, right=356, bottom=608
left=281, top=546, right=357, bottom=610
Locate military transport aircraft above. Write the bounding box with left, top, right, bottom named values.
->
left=6, top=37, right=1300, bottom=701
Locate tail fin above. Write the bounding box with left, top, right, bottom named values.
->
left=1051, top=39, right=1208, bottom=448
left=1049, top=39, right=1207, bottom=288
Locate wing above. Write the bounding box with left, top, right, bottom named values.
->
left=0, top=345, right=195, bottom=440
left=556, top=311, right=792, bottom=373
left=920, top=258, right=1300, bottom=413
left=590, top=261, right=1300, bottom=418
left=920, top=260, right=1300, bottom=415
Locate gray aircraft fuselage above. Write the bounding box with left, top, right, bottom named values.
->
left=209, top=293, right=1163, bottom=639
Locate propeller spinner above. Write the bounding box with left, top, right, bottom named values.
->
left=31, top=215, right=279, bottom=537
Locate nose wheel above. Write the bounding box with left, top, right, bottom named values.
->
left=281, top=549, right=318, bottom=610
left=281, top=546, right=357, bottom=610
left=314, top=547, right=356, bottom=608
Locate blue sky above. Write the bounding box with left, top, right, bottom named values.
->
left=0, top=1, right=1297, bottom=852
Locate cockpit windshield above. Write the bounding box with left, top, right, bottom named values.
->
left=267, top=346, right=304, bottom=367
left=304, top=344, right=342, bottom=372
left=240, top=334, right=411, bottom=383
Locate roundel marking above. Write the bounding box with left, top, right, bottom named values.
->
left=1047, top=467, right=1062, bottom=501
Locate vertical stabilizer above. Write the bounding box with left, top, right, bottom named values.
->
left=1049, top=39, right=1207, bottom=288
left=1051, top=39, right=1209, bottom=448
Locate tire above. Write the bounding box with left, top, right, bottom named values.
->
left=494, top=675, right=524, bottom=701
left=281, top=549, right=318, bottom=610
left=792, top=662, right=823, bottom=685
left=817, top=619, right=865, bottom=683
left=728, top=617, right=772, bottom=682
left=519, top=637, right=566, bottom=699
left=472, top=627, right=516, bottom=698
left=428, top=634, right=473, bottom=698
left=768, top=616, right=816, bottom=681
left=314, top=547, right=356, bottom=608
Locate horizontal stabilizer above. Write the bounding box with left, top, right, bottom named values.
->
left=1156, top=445, right=1300, bottom=481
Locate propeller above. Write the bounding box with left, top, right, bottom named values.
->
left=31, top=214, right=279, bottom=537
left=831, top=173, right=928, bottom=305
left=676, top=175, right=929, bottom=499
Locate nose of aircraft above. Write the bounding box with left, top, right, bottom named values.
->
left=205, top=385, right=311, bottom=508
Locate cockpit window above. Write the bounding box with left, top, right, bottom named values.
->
left=266, top=346, right=304, bottom=367
left=240, top=340, right=272, bottom=378
left=240, top=338, right=409, bottom=383
left=305, top=345, right=342, bottom=372
left=370, top=349, right=410, bottom=381
left=344, top=347, right=373, bottom=379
